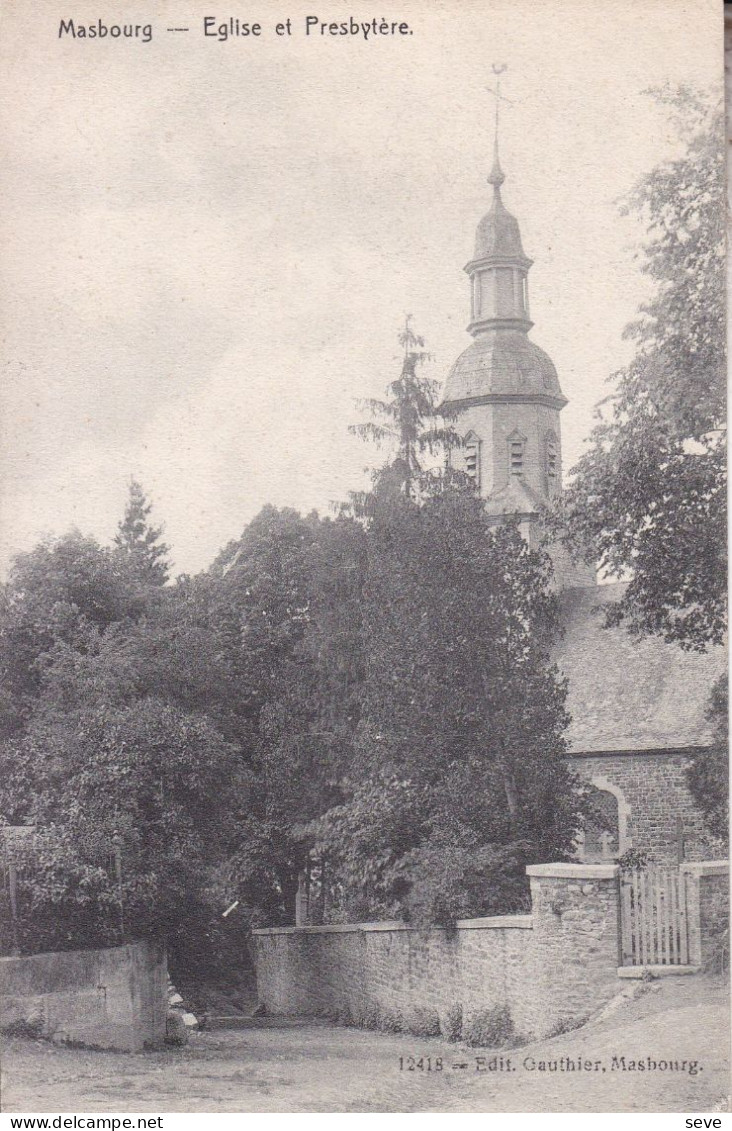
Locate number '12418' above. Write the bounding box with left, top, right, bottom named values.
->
left=399, top=1056, right=443, bottom=1072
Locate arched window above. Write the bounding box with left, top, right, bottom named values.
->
left=582, top=787, right=620, bottom=862
left=578, top=778, right=630, bottom=863
left=546, top=431, right=559, bottom=494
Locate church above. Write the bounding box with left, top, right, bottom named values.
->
left=438, top=128, right=725, bottom=865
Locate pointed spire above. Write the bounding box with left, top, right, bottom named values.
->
left=487, top=63, right=508, bottom=191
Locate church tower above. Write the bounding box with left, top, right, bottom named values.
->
left=440, top=86, right=595, bottom=590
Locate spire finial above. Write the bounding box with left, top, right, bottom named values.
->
left=486, top=63, right=510, bottom=190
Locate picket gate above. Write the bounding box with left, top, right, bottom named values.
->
left=619, top=867, right=689, bottom=966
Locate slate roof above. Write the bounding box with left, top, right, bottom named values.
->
left=441, top=330, right=566, bottom=408
left=484, top=474, right=545, bottom=518
left=555, top=583, right=727, bottom=754
left=474, top=190, right=528, bottom=261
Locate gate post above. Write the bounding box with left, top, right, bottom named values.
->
left=526, top=863, right=621, bottom=1038
left=680, top=861, right=729, bottom=970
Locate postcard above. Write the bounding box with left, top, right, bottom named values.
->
left=0, top=0, right=727, bottom=1117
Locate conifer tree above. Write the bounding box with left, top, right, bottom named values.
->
left=349, top=316, right=461, bottom=506
left=114, top=480, right=170, bottom=586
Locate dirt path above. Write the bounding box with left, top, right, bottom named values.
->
left=1, top=976, right=729, bottom=1113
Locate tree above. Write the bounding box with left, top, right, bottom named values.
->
left=313, top=491, right=580, bottom=925
left=2, top=694, right=250, bottom=960
left=557, top=88, right=726, bottom=651
left=210, top=506, right=366, bottom=922
left=0, top=521, right=258, bottom=966
left=310, top=328, right=581, bottom=925
left=114, top=480, right=171, bottom=586
left=686, top=674, right=728, bottom=844
left=0, top=541, right=255, bottom=962
left=0, top=531, right=145, bottom=742
left=349, top=316, right=460, bottom=506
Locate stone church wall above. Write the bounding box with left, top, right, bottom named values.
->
left=570, top=750, right=717, bottom=863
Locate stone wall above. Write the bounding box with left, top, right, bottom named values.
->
left=571, top=750, right=717, bottom=863
left=255, top=916, right=536, bottom=1038
left=254, top=864, right=623, bottom=1041
left=682, top=862, right=729, bottom=970
left=0, top=940, right=167, bottom=1051
left=525, top=863, right=621, bottom=1030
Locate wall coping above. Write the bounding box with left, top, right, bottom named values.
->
left=252, top=914, right=534, bottom=937
left=567, top=746, right=707, bottom=760
left=455, top=914, right=533, bottom=930
left=251, top=924, right=364, bottom=936
left=526, top=863, right=619, bottom=879
left=680, top=861, right=729, bottom=878
left=0, top=940, right=153, bottom=967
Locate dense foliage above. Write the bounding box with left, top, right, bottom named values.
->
left=0, top=499, right=254, bottom=967
left=557, top=89, right=726, bottom=651
left=311, top=480, right=578, bottom=925
left=209, top=506, right=366, bottom=922
left=0, top=319, right=585, bottom=959
left=686, top=675, right=728, bottom=844
left=307, top=322, right=582, bottom=924
left=554, top=89, right=727, bottom=842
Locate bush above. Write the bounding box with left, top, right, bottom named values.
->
left=547, top=1014, right=589, bottom=1038
left=357, top=1002, right=404, bottom=1032
left=441, top=1002, right=463, bottom=1042
left=405, top=1006, right=440, bottom=1038
left=462, top=1004, right=515, bottom=1048
left=616, top=848, right=649, bottom=871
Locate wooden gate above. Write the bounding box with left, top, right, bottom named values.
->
left=619, top=867, right=689, bottom=967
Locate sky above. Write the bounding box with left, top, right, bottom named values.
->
left=0, top=0, right=722, bottom=577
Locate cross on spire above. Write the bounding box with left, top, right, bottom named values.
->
left=486, top=63, right=512, bottom=189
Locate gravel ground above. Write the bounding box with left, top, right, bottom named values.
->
left=1, top=975, right=728, bottom=1113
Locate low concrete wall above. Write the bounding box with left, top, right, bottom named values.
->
left=254, top=864, right=623, bottom=1041
left=0, top=940, right=167, bottom=1051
